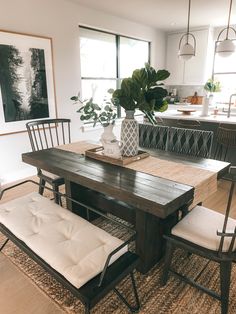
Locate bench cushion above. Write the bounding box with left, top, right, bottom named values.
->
left=0, top=192, right=127, bottom=288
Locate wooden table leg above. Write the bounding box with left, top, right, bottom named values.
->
left=135, top=210, right=178, bottom=273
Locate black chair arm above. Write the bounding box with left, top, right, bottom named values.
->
left=98, top=234, right=136, bottom=287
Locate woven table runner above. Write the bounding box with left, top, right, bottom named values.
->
left=58, top=141, right=218, bottom=207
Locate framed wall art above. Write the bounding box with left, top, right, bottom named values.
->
left=0, top=30, right=57, bottom=136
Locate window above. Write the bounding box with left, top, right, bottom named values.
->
left=213, top=39, right=236, bottom=105
left=79, top=26, right=150, bottom=118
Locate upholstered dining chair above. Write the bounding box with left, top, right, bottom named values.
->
left=167, top=127, right=213, bottom=158
left=139, top=123, right=169, bottom=150
left=161, top=166, right=236, bottom=314
left=26, top=118, right=71, bottom=203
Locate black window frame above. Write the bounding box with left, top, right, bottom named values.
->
left=79, top=26, right=151, bottom=119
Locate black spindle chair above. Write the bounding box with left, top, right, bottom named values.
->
left=161, top=166, right=236, bottom=314
left=26, top=118, right=71, bottom=203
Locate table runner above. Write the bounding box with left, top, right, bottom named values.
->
left=58, top=141, right=218, bottom=207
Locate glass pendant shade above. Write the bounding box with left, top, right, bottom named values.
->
left=179, top=42, right=195, bottom=60
left=216, top=38, right=235, bottom=57
left=216, top=0, right=236, bottom=58
left=178, top=0, right=196, bottom=61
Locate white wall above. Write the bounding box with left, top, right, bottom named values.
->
left=0, top=0, right=166, bottom=184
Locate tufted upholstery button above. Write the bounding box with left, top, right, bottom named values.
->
left=0, top=192, right=127, bottom=289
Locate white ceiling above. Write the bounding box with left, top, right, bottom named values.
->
left=71, top=0, right=236, bottom=31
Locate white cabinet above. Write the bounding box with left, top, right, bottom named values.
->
left=166, top=28, right=214, bottom=85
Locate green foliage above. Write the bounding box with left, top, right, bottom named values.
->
left=70, top=95, right=117, bottom=127
left=204, top=78, right=221, bottom=93
left=111, top=63, right=170, bottom=125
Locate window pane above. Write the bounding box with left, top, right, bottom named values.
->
left=120, top=37, right=149, bottom=78
left=81, top=79, right=116, bottom=105
left=80, top=28, right=116, bottom=78
left=214, top=74, right=236, bottom=103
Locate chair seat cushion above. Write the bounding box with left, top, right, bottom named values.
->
left=0, top=192, right=127, bottom=288
left=172, top=205, right=236, bottom=252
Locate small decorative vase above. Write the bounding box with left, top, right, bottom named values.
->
left=100, top=124, right=117, bottom=157
left=100, top=124, right=116, bottom=145
left=121, top=110, right=139, bottom=157
left=201, top=97, right=209, bottom=117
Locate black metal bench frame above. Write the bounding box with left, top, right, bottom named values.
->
left=0, top=180, right=140, bottom=314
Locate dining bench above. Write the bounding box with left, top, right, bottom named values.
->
left=0, top=180, right=140, bottom=314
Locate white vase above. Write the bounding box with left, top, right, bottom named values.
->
left=201, top=97, right=209, bottom=117
left=121, top=110, right=139, bottom=157
left=100, top=124, right=118, bottom=157
left=100, top=124, right=116, bottom=144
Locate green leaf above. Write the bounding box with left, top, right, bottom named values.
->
left=132, top=68, right=147, bottom=88
left=156, top=70, right=170, bottom=82
left=104, top=105, right=111, bottom=111
left=70, top=96, right=79, bottom=101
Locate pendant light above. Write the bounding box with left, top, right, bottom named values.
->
left=216, top=0, right=236, bottom=57
left=178, top=0, right=196, bottom=61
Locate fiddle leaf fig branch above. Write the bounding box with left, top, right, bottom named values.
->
left=111, top=63, right=170, bottom=124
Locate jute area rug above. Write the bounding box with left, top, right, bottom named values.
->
left=1, top=196, right=236, bottom=313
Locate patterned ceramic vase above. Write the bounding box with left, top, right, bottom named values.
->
left=121, top=110, right=139, bottom=157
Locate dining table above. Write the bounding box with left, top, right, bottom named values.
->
left=22, top=141, right=230, bottom=273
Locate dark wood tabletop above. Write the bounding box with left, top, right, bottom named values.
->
left=22, top=147, right=229, bottom=219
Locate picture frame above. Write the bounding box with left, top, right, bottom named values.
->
left=0, top=30, right=57, bottom=136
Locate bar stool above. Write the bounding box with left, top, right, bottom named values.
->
left=177, top=119, right=201, bottom=129
left=214, top=124, right=236, bottom=161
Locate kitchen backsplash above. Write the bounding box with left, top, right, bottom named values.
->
left=166, top=85, right=206, bottom=99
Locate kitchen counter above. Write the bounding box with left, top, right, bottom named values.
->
left=156, top=106, right=236, bottom=124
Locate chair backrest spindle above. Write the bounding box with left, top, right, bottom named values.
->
left=217, top=167, right=236, bottom=255
left=26, top=118, right=71, bottom=152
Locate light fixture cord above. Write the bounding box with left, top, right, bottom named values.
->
left=187, top=0, right=191, bottom=44
left=226, top=0, right=233, bottom=39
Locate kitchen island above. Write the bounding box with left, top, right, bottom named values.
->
left=155, top=105, right=236, bottom=165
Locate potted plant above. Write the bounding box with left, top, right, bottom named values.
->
left=110, top=63, right=170, bottom=156
left=70, top=95, right=118, bottom=155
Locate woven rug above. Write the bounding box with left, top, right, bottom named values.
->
left=1, top=191, right=236, bottom=313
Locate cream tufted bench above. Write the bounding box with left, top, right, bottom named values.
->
left=0, top=180, right=140, bottom=314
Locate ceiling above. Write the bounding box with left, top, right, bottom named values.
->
left=70, top=0, right=236, bottom=31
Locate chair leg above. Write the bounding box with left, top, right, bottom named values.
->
left=39, top=178, right=46, bottom=195
left=113, top=272, right=140, bottom=313
left=52, top=184, right=60, bottom=204
left=220, top=261, right=232, bottom=314
left=0, top=238, right=9, bottom=251
left=161, top=240, right=175, bottom=286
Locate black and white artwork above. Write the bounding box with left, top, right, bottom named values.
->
left=0, top=31, right=56, bottom=135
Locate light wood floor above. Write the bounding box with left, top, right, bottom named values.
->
left=0, top=177, right=235, bottom=314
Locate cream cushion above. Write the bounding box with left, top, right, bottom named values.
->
left=172, top=205, right=236, bottom=252
left=0, top=192, right=127, bottom=288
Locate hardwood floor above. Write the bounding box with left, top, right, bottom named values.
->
left=0, top=176, right=235, bottom=314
